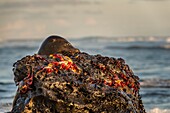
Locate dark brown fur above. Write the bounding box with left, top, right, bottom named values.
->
left=38, top=35, right=80, bottom=56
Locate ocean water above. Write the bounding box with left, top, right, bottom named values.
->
left=0, top=36, right=170, bottom=113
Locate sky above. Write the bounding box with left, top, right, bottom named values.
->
left=0, top=0, right=170, bottom=40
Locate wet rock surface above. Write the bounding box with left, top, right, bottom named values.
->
left=11, top=52, right=145, bottom=113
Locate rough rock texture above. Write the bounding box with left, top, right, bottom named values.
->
left=11, top=53, right=145, bottom=113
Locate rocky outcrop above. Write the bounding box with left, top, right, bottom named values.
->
left=11, top=53, right=145, bottom=113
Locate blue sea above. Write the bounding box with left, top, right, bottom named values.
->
left=0, top=36, right=170, bottom=113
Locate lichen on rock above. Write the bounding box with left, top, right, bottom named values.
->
left=12, top=53, right=145, bottom=113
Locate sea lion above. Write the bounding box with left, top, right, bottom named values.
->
left=38, top=35, right=80, bottom=56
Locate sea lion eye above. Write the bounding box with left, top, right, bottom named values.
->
left=67, top=43, right=71, bottom=46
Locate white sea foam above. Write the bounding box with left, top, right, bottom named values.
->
left=140, top=78, right=170, bottom=88
left=82, top=36, right=170, bottom=43
left=163, top=44, right=170, bottom=49
left=166, top=37, right=170, bottom=43
left=147, top=108, right=170, bottom=113
left=0, top=106, right=169, bottom=113
left=110, top=36, right=170, bottom=42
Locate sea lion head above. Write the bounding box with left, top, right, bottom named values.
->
left=38, top=35, right=80, bottom=56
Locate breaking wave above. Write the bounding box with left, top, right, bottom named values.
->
left=79, top=36, right=170, bottom=43
left=105, top=44, right=170, bottom=50
left=77, top=36, right=170, bottom=50
left=1, top=105, right=169, bottom=113
left=147, top=108, right=170, bottom=113
left=140, top=78, right=170, bottom=88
